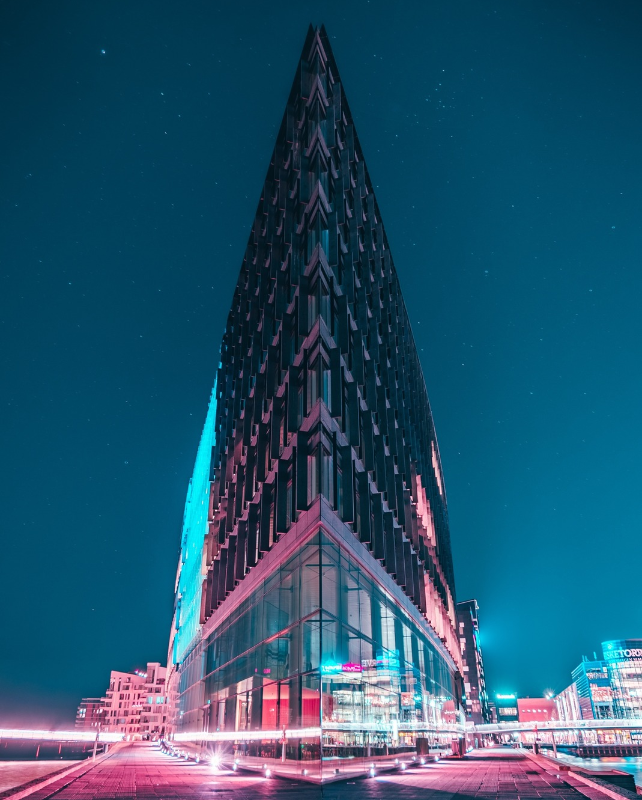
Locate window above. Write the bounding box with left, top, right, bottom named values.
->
left=321, top=359, right=331, bottom=406
left=307, top=360, right=319, bottom=409
left=336, top=447, right=343, bottom=516
left=286, top=474, right=293, bottom=530
left=308, top=288, right=318, bottom=328
left=307, top=445, right=319, bottom=505
left=353, top=471, right=360, bottom=534
left=321, top=446, right=334, bottom=507
left=320, top=284, right=330, bottom=328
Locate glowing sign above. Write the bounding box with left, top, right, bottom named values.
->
left=321, top=663, right=363, bottom=675
left=496, top=694, right=516, bottom=700
left=604, top=647, right=642, bottom=661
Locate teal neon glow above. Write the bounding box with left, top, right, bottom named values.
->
left=173, top=379, right=217, bottom=664
left=320, top=664, right=343, bottom=675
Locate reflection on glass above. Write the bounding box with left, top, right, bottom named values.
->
left=177, top=531, right=457, bottom=779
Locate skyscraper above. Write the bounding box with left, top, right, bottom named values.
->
left=167, top=26, right=463, bottom=781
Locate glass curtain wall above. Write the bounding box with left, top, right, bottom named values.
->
left=177, top=530, right=457, bottom=779
left=609, top=658, right=642, bottom=719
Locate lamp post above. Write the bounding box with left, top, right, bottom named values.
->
left=92, top=720, right=102, bottom=761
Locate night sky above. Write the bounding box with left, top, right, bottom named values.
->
left=1, top=1, right=641, bottom=726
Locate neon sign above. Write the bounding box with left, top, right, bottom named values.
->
left=321, top=663, right=363, bottom=675
left=604, top=648, right=642, bottom=661
left=321, top=664, right=342, bottom=674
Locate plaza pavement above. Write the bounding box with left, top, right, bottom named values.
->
left=1, top=742, right=621, bottom=800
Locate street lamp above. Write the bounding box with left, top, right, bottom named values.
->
left=92, top=719, right=102, bottom=761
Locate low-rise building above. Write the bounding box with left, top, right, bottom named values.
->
left=517, top=697, right=557, bottom=722
left=495, top=693, right=518, bottom=723
left=75, top=698, right=104, bottom=730
left=101, top=662, right=168, bottom=738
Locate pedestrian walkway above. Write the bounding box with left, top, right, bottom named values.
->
left=5, top=743, right=622, bottom=800
left=375, top=749, right=592, bottom=799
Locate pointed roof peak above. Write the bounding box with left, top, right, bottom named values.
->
left=304, top=25, right=329, bottom=67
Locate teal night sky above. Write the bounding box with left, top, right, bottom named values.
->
left=1, top=0, right=641, bottom=724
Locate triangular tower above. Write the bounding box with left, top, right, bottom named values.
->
left=168, top=25, right=463, bottom=781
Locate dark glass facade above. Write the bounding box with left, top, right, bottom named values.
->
left=168, top=26, right=463, bottom=781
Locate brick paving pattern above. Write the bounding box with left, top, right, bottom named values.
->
left=12, top=743, right=618, bottom=800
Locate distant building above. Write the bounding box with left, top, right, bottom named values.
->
left=101, top=662, right=168, bottom=738
left=517, top=697, right=557, bottom=722
left=554, top=683, right=582, bottom=722
left=457, top=600, right=491, bottom=724
left=554, top=639, right=642, bottom=721
left=75, top=698, right=103, bottom=730
left=573, top=659, right=613, bottom=719
left=495, top=693, right=518, bottom=723
left=76, top=662, right=168, bottom=739
left=603, top=639, right=642, bottom=719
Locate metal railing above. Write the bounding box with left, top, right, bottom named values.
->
left=472, top=718, right=642, bottom=734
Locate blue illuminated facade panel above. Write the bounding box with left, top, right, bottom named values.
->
left=168, top=26, right=464, bottom=780
left=170, top=380, right=218, bottom=667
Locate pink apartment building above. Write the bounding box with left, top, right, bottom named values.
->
left=76, top=662, right=168, bottom=739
